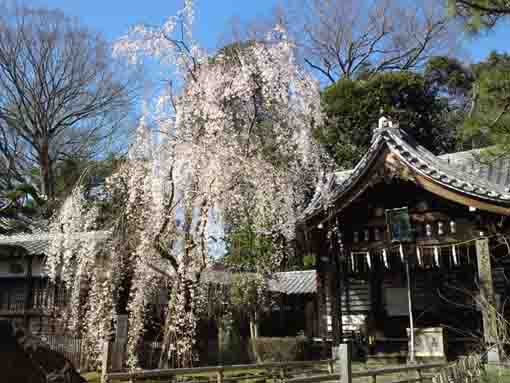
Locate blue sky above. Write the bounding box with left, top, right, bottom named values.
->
left=30, top=0, right=510, bottom=63
left=30, top=0, right=280, bottom=51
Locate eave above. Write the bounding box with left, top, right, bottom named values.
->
left=301, top=127, right=510, bottom=230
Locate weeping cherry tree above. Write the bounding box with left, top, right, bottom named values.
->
left=46, top=0, right=328, bottom=369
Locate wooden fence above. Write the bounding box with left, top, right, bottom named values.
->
left=286, top=363, right=446, bottom=383
left=105, top=359, right=336, bottom=383
left=431, top=354, right=482, bottom=383
left=43, top=335, right=165, bottom=372
left=103, top=343, right=447, bottom=383
left=45, top=335, right=83, bottom=368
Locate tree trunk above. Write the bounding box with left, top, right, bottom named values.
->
left=159, top=274, right=198, bottom=369
left=39, top=138, right=54, bottom=199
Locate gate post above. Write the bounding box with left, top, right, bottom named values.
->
left=101, top=338, right=110, bottom=383
left=333, top=343, right=352, bottom=383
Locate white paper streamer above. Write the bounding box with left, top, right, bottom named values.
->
left=382, top=249, right=389, bottom=269
left=452, top=245, right=458, bottom=266
left=416, top=246, right=422, bottom=266
left=350, top=253, right=355, bottom=272
left=434, top=246, right=440, bottom=267
left=366, top=251, right=371, bottom=269
left=399, top=244, right=404, bottom=262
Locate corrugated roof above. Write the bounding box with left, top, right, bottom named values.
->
left=0, top=231, right=110, bottom=256
left=0, top=215, right=47, bottom=235
left=302, top=125, right=510, bottom=221
left=268, top=270, right=317, bottom=294
left=202, top=269, right=317, bottom=295
left=0, top=233, right=48, bottom=255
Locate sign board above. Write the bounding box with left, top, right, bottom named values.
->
left=386, top=207, right=413, bottom=242
left=407, top=327, right=445, bottom=358
left=116, top=314, right=128, bottom=339
left=384, top=288, right=409, bottom=317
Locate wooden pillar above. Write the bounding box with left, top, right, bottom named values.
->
left=279, top=294, right=286, bottom=334
left=305, top=299, right=315, bottom=338
left=112, top=314, right=128, bottom=371
left=476, top=238, right=500, bottom=363
left=313, top=228, right=329, bottom=340
left=23, top=254, right=33, bottom=330
left=405, top=254, right=415, bottom=364
left=331, top=228, right=344, bottom=344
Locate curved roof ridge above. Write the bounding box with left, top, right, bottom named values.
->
left=387, top=129, right=510, bottom=201
left=301, top=127, right=510, bottom=223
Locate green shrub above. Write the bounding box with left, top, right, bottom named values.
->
left=250, top=336, right=309, bottom=362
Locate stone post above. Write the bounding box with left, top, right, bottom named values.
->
left=100, top=338, right=110, bottom=383
left=476, top=238, right=500, bottom=363
left=333, top=343, right=352, bottom=383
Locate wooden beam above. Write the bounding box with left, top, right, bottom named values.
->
left=415, top=175, right=510, bottom=216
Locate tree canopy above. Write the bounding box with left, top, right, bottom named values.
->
left=0, top=3, right=136, bottom=200
left=424, top=52, right=510, bottom=152
left=448, top=0, right=510, bottom=30
left=316, top=71, right=458, bottom=168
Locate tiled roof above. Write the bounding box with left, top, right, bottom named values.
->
left=302, top=125, right=510, bottom=221
left=0, top=233, right=48, bottom=255
left=202, top=269, right=317, bottom=294
left=0, top=214, right=47, bottom=235
left=268, top=270, right=316, bottom=294
left=0, top=231, right=110, bottom=256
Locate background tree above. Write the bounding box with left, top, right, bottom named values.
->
left=316, top=71, right=458, bottom=168
left=425, top=52, right=510, bottom=152
left=448, top=0, right=510, bottom=30
left=226, top=0, right=461, bottom=84
left=0, top=3, right=136, bottom=200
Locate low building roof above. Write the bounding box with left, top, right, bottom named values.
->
left=267, top=270, right=316, bottom=294
left=0, top=231, right=110, bottom=256
left=202, top=269, right=317, bottom=295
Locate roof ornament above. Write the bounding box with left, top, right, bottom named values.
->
left=374, top=109, right=398, bottom=137
left=378, top=115, right=393, bottom=129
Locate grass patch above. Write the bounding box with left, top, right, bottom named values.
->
left=82, top=362, right=442, bottom=383
left=82, top=372, right=100, bottom=383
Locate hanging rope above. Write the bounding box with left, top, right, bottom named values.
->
left=346, top=233, right=507, bottom=272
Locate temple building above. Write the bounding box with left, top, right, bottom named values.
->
left=299, top=117, right=510, bottom=363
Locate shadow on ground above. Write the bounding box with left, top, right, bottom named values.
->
left=0, top=320, right=87, bottom=383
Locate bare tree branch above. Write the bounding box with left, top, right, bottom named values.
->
left=227, top=0, right=462, bottom=84
left=0, top=2, right=138, bottom=198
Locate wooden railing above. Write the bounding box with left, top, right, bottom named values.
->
left=105, top=359, right=335, bottom=383
left=287, top=363, right=446, bottom=383
left=105, top=360, right=446, bottom=383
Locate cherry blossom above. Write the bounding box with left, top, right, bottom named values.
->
left=47, top=0, right=329, bottom=369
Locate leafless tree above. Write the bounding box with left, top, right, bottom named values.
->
left=0, top=3, right=137, bottom=199
left=224, top=0, right=462, bottom=84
